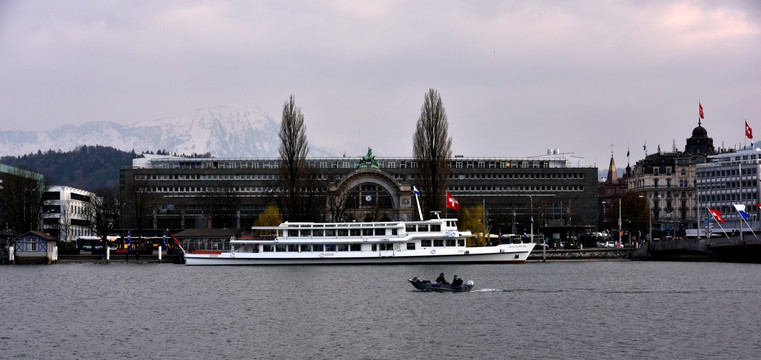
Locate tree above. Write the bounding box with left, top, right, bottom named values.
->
left=326, top=178, right=348, bottom=222
left=606, top=191, right=649, bottom=242
left=201, top=182, right=240, bottom=228
left=413, top=88, right=453, bottom=218
left=460, top=204, right=488, bottom=246
left=86, top=185, right=122, bottom=253
left=254, top=205, right=282, bottom=236
left=278, top=94, right=315, bottom=221
left=124, top=176, right=154, bottom=234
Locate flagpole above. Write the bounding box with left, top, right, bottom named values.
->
left=740, top=216, right=757, bottom=240
left=708, top=208, right=731, bottom=240
left=413, top=187, right=423, bottom=221
left=740, top=163, right=743, bottom=243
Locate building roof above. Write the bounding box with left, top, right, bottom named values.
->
left=14, top=231, right=56, bottom=241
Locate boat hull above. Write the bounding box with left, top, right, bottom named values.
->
left=184, top=244, right=534, bottom=266
left=408, top=278, right=474, bottom=292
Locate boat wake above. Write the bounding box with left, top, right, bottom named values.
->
left=472, top=288, right=510, bottom=292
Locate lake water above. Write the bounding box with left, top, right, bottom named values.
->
left=2, top=261, right=760, bottom=359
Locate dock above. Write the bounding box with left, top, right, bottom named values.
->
left=528, top=247, right=634, bottom=261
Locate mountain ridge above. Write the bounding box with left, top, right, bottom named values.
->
left=0, top=104, right=380, bottom=159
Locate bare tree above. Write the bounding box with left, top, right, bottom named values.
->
left=86, top=186, right=122, bottom=252
left=201, top=182, right=240, bottom=228
left=326, top=180, right=348, bottom=222
left=123, top=176, right=154, bottom=235
left=278, top=94, right=312, bottom=221
left=413, top=88, right=453, bottom=217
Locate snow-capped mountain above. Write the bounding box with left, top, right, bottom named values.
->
left=128, top=104, right=281, bottom=157
left=0, top=104, right=370, bottom=158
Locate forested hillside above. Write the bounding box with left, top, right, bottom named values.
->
left=0, top=146, right=137, bottom=191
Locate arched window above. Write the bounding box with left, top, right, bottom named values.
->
left=345, top=183, right=394, bottom=210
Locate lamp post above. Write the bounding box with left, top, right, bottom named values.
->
left=529, top=195, right=534, bottom=243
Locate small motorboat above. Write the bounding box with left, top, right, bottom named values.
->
left=408, top=277, right=474, bottom=292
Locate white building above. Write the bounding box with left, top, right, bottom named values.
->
left=42, top=186, right=97, bottom=242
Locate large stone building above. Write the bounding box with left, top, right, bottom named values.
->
left=628, top=120, right=716, bottom=239
left=120, top=150, right=599, bottom=245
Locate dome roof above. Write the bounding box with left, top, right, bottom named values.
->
left=692, top=125, right=708, bottom=138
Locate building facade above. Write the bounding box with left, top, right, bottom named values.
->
left=42, top=186, right=97, bottom=242
left=0, top=164, right=45, bottom=236
left=628, top=121, right=716, bottom=239
left=120, top=151, right=599, bottom=245
left=695, top=146, right=761, bottom=236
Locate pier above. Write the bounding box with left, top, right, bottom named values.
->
left=528, top=247, right=634, bottom=261
left=632, top=236, right=761, bottom=263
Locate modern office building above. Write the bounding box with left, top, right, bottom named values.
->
left=119, top=150, right=599, bottom=245
left=695, top=146, right=761, bottom=236
left=42, top=186, right=97, bottom=242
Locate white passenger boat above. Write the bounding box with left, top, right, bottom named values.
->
left=183, top=218, right=535, bottom=265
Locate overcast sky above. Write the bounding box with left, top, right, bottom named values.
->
left=1, top=1, right=759, bottom=173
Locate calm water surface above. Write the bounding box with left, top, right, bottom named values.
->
left=2, top=261, right=761, bottom=359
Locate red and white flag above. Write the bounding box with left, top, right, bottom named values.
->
left=699, top=102, right=704, bottom=119
left=446, top=191, right=461, bottom=211
left=708, top=208, right=725, bottom=223
left=746, top=121, right=753, bottom=139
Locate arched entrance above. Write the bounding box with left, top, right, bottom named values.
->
left=332, top=169, right=413, bottom=222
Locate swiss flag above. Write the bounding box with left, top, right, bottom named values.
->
left=708, top=208, right=725, bottom=223
left=446, top=191, right=461, bottom=211
left=699, top=102, right=704, bottom=119
left=746, top=121, right=753, bottom=139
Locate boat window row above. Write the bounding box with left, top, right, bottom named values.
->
left=421, top=239, right=464, bottom=247
left=405, top=224, right=441, bottom=232
left=243, top=239, right=464, bottom=253
left=258, top=243, right=398, bottom=252
left=281, top=228, right=399, bottom=237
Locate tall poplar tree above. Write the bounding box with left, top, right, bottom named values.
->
left=413, top=88, right=452, bottom=218
left=278, top=95, right=311, bottom=221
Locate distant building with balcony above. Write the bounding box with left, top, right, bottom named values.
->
left=628, top=120, right=716, bottom=239
left=42, top=186, right=96, bottom=242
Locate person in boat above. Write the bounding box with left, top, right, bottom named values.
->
left=436, top=273, right=448, bottom=284
left=451, top=274, right=463, bottom=287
